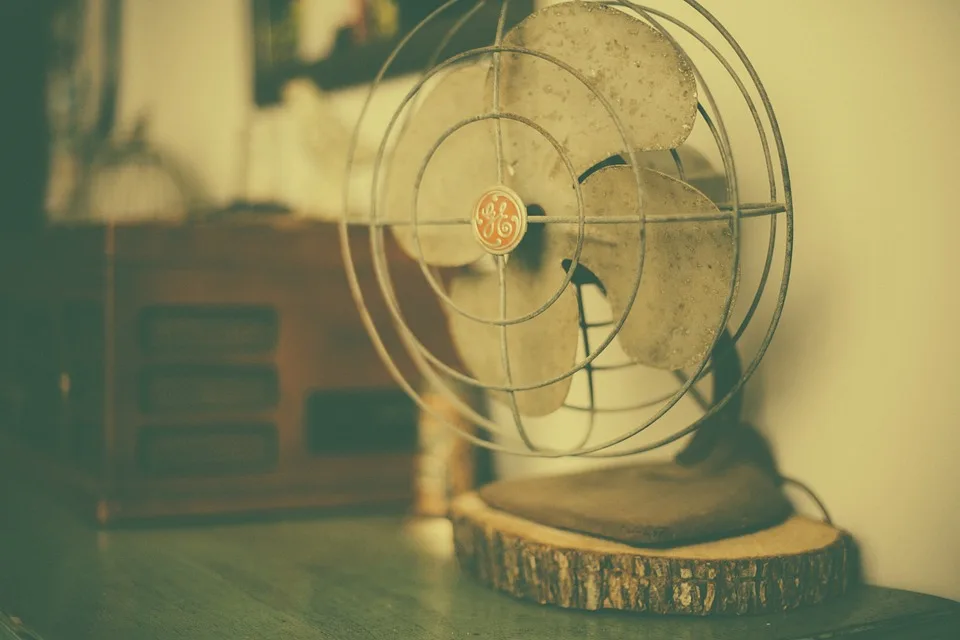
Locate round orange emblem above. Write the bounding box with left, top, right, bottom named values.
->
left=472, top=187, right=527, bottom=255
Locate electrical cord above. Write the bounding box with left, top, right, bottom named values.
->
left=779, top=475, right=834, bottom=525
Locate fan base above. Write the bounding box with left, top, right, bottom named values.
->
left=450, top=492, right=856, bottom=616
left=475, top=459, right=793, bottom=546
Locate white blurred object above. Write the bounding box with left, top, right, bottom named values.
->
left=86, top=159, right=187, bottom=221
left=281, top=72, right=451, bottom=221
left=58, top=117, right=204, bottom=223
left=297, top=0, right=355, bottom=62
left=241, top=108, right=285, bottom=205
left=282, top=77, right=382, bottom=221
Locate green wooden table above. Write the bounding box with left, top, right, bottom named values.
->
left=1, top=485, right=957, bottom=640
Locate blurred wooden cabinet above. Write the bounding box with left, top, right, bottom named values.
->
left=0, top=220, right=459, bottom=525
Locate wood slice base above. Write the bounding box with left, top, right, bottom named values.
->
left=450, top=492, right=856, bottom=616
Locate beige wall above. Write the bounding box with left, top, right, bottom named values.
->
left=117, top=0, right=959, bottom=601
left=681, top=0, right=960, bottom=604
left=118, top=0, right=251, bottom=204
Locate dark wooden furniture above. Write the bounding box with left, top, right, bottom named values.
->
left=0, top=220, right=458, bottom=525
left=0, top=485, right=958, bottom=640
left=0, top=2, right=50, bottom=232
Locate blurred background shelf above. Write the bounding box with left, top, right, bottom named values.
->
left=0, top=219, right=467, bottom=525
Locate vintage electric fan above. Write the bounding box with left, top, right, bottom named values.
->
left=340, top=0, right=853, bottom=616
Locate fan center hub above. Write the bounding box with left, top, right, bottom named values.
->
left=472, top=187, right=528, bottom=255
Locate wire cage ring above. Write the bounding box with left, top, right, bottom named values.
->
left=338, top=0, right=794, bottom=459
left=369, top=43, right=656, bottom=399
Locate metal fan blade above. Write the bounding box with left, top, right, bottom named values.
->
left=445, top=239, right=579, bottom=417
left=383, top=63, right=496, bottom=267
left=498, top=118, right=579, bottom=227
left=568, top=165, right=737, bottom=370
left=494, top=2, right=698, bottom=178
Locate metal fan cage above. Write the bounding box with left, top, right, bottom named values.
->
left=339, top=0, right=793, bottom=458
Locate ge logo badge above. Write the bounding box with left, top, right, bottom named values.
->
left=472, top=187, right=528, bottom=255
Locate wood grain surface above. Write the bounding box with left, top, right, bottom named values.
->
left=0, top=483, right=958, bottom=639
left=452, top=492, right=854, bottom=615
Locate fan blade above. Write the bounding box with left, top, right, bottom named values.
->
left=383, top=63, right=496, bottom=266
left=568, top=165, right=737, bottom=370
left=445, top=238, right=579, bottom=417
left=494, top=2, right=698, bottom=177
left=498, top=117, right=580, bottom=227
